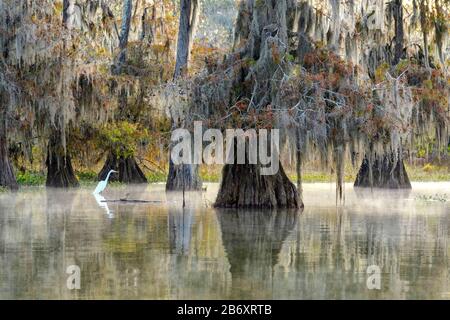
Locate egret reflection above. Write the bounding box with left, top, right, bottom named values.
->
left=94, top=193, right=114, bottom=219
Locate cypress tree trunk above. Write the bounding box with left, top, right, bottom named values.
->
left=215, top=137, right=300, bottom=209
left=419, top=0, right=431, bottom=69
left=46, top=129, right=79, bottom=188
left=97, top=0, right=147, bottom=184
left=98, top=151, right=147, bottom=184
left=44, top=0, right=79, bottom=189
left=167, top=0, right=202, bottom=191
left=118, top=0, right=132, bottom=68
left=166, top=158, right=202, bottom=191
left=215, top=0, right=301, bottom=208
left=355, top=0, right=410, bottom=190
left=354, top=153, right=412, bottom=189
left=0, top=137, right=17, bottom=190
left=393, top=0, right=404, bottom=65
left=0, top=107, right=18, bottom=190
left=215, top=162, right=300, bottom=209
left=97, top=87, right=148, bottom=184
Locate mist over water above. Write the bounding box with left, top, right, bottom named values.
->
left=0, top=183, right=449, bottom=299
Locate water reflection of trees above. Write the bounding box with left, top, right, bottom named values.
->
left=0, top=189, right=79, bottom=299
left=165, top=192, right=231, bottom=299
left=275, top=206, right=449, bottom=299
left=0, top=187, right=449, bottom=299
left=216, top=209, right=299, bottom=299
left=0, top=187, right=230, bottom=299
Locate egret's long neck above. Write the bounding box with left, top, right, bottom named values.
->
left=105, top=171, right=113, bottom=182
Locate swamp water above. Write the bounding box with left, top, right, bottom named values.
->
left=0, top=183, right=449, bottom=299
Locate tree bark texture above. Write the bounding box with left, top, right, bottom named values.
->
left=215, top=0, right=301, bottom=208
left=167, top=0, right=202, bottom=191
left=0, top=106, right=18, bottom=190
left=98, top=151, right=147, bottom=184
left=46, top=129, right=79, bottom=188
left=354, top=152, right=412, bottom=189
left=215, top=138, right=300, bottom=209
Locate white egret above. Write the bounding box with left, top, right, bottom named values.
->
left=93, top=170, right=118, bottom=194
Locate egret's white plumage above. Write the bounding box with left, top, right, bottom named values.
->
left=93, top=170, right=118, bottom=194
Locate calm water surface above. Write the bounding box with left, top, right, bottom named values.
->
left=0, top=182, right=449, bottom=299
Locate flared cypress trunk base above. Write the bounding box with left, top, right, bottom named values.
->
left=354, top=154, right=412, bottom=189
left=214, top=163, right=302, bottom=209
left=0, top=137, right=18, bottom=190
left=46, top=135, right=79, bottom=188
left=0, top=107, right=18, bottom=190
left=98, top=152, right=147, bottom=184
left=166, top=160, right=202, bottom=191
